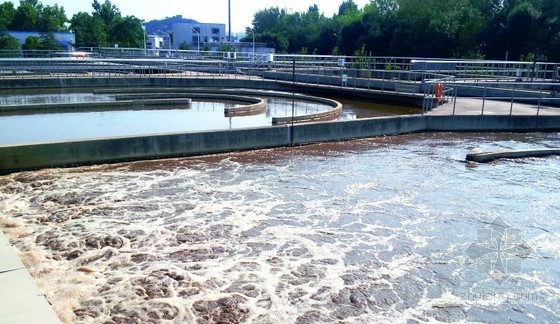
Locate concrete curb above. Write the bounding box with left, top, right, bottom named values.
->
left=272, top=99, right=343, bottom=124
left=0, top=230, right=60, bottom=323
left=109, top=89, right=343, bottom=123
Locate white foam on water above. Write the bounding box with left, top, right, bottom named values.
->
left=1, top=133, right=559, bottom=322
left=529, top=232, right=560, bottom=259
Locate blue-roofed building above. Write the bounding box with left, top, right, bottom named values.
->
left=2, top=31, right=75, bottom=50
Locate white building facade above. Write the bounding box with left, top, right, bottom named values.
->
left=172, top=23, right=226, bottom=50
left=146, top=35, right=165, bottom=50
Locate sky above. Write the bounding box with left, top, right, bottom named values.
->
left=2, top=0, right=370, bottom=33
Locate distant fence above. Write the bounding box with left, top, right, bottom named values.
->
left=1, top=53, right=560, bottom=115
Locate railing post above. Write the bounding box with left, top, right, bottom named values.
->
left=424, top=83, right=429, bottom=112
left=367, top=68, right=371, bottom=91
left=537, top=87, right=542, bottom=116
left=481, top=84, right=487, bottom=115
left=510, top=85, right=515, bottom=115
left=452, top=85, right=458, bottom=116
left=421, top=82, right=426, bottom=114
left=381, top=69, right=386, bottom=92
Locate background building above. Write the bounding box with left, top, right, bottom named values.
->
left=5, top=31, right=75, bottom=50
left=172, top=23, right=226, bottom=50
left=146, top=35, right=165, bottom=50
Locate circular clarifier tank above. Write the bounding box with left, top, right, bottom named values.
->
left=0, top=87, right=415, bottom=145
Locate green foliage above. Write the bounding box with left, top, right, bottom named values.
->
left=70, top=13, right=107, bottom=47
left=37, top=4, right=68, bottom=32
left=12, top=2, right=38, bottom=31
left=0, top=2, right=16, bottom=30
left=0, top=32, right=20, bottom=56
left=0, top=1, right=66, bottom=32
left=248, top=0, right=560, bottom=61
left=218, top=43, right=234, bottom=52
left=338, top=0, right=359, bottom=16
left=22, top=35, right=41, bottom=50
left=21, top=32, right=61, bottom=53
left=111, top=16, right=144, bottom=48
left=178, top=42, right=190, bottom=50
left=520, top=52, right=536, bottom=62
left=249, top=5, right=330, bottom=54
left=352, top=44, right=368, bottom=68
left=39, top=31, right=62, bottom=50
left=92, top=0, right=121, bottom=27
left=70, top=0, right=144, bottom=48
left=332, top=46, right=340, bottom=56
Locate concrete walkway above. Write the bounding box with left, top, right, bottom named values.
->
left=429, top=98, right=560, bottom=116
left=0, top=230, right=60, bottom=323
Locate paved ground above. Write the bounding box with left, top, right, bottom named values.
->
left=0, top=230, right=60, bottom=323
left=428, top=98, right=560, bottom=116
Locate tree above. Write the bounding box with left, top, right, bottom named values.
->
left=257, top=32, right=289, bottom=52
left=0, top=2, right=17, bottom=30
left=0, top=32, right=20, bottom=57
left=218, top=43, right=234, bottom=52
left=70, top=12, right=108, bottom=47
left=92, top=0, right=120, bottom=27
left=38, top=4, right=68, bottom=32
left=21, top=0, right=42, bottom=10
left=338, top=0, right=358, bottom=16
left=2, top=1, right=69, bottom=33
left=503, top=0, right=545, bottom=60
left=316, top=19, right=340, bottom=55
left=23, top=35, right=41, bottom=51
left=39, top=31, right=62, bottom=50
left=110, top=16, right=143, bottom=48
left=71, top=1, right=144, bottom=48
left=12, top=1, right=39, bottom=31
left=252, top=7, right=285, bottom=34
left=337, top=9, right=365, bottom=55
left=334, top=0, right=364, bottom=55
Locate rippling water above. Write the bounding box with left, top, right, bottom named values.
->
left=0, top=89, right=415, bottom=145
left=0, top=97, right=337, bottom=145
left=0, top=132, right=559, bottom=323
left=0, top=93, right=115, bottom=105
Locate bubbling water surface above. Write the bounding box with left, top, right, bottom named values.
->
left=0, top=132, right=559, bottom=323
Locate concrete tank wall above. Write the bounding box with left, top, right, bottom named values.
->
left=293, top=115, right=426, bottom=143
left=3, top=114, right=559, bottom=174
left=0, top=116, right=428, bottom=174
left=0, top=78, right=292, bottom=92
left=426, top=115, right=560, bottom=132
left=0, top=127, right=291, bottom=174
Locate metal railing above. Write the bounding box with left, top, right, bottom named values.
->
left=0, top=55, right=444, bottom=85
left=439, top=80, right=560, bottom=116
left=1, top=54, right=559, bottom=117
left=2, top=49, right=558, bottom=81
left=410, top=59, right=560, bottom=82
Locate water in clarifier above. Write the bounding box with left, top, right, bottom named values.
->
left=0, top=92, right=115, bottom=105
left=0, top=97, right=337, bottom=145
left=0, top=132, right=559, bottom=323
left=0, top=89, right=416, bottom=146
